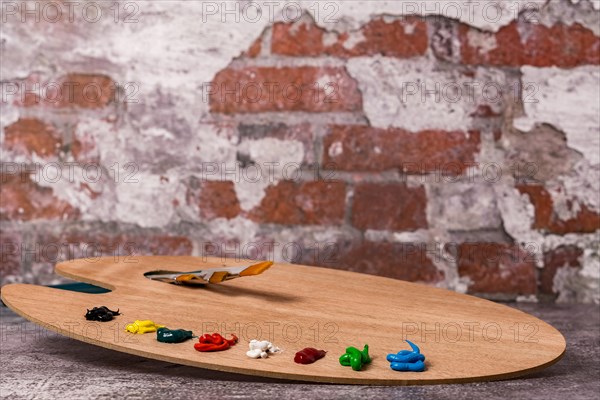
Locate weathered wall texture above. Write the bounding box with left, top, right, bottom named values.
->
left=1, top=0, right=599, bottom=303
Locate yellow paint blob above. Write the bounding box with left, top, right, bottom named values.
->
left=125, top=320, right=165, bottom=334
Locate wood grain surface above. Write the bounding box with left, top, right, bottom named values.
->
left=0, top=256, right=566, bottom=385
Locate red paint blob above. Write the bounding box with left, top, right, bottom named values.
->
left=294, top=347, right=326, bottom=364
left=194, top=333, right=238, bottom=352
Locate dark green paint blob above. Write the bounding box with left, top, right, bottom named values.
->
left=156, top=328, right=195, bottom=343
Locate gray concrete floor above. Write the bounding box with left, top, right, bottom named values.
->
left=0, top=303, right=598, bottom=400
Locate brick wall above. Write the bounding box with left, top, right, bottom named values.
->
left=1, top=0, right=599, bottom=303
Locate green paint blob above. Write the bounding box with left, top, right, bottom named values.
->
left=339, top=344, right=371, bottom=371
left=156, top=328, right=195, bottom=343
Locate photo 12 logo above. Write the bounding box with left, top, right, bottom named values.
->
left=1, top=80, right=139, bottom=106
left=1, top=1, right=140, bottom=24
left=1, top=162, right=140, bottom=185
left=200, top=320, right=339, bottom=344
left=200, top=1, right=340, bottom=23
left=401, top=321, right=540, bottom=344
left=400, top=80, right=539, bottom=105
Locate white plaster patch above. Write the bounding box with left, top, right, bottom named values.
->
left=516, top=294, right=539, bottom=302
left=547, top=162, right=600, bottom=219
left=390, top=230, right=430, bottom=243
left=342, top=30, right=366, bottom=50
left=346, top=57, right=503, bottom=131
left=494, top=184, right=543, bottom=246
left=466, top=29, right=498, bottom=55
left=266, top=226, right=354, bottom=263
left=140, top=127, right=175, bottom=140
left=33, top=164, right=116, bottom=221
left=328, top=141, right=343, bottom=157
left=548, top=184, right=582, bottom=220
left=556, top=161, right=600, bottom=211
left=114, top=172, right=183, bottom=228
left=316, top=73, right=339, bottom=89
left=189, top=124, right=238, bottom=169
left=234, top=178, right=272, bottom=212
left=555, top=247, right=600, bottom=303
left=428, top=183, right=503, bottom=231
left=322, top=31, right=339, bottom=46
left=123, top=117, right=237, bottom=176
left=204, top=216, right=260, bottom=253
left=0, top=103, right=19, bottom=132
left=434, top=240, right=469, bottom=293
left=74, top=117, right=119, bottom=163
left=452, top=277, right=471, bottom=294
left=515, top=66, right=600, bottom=165
left=403, top=22, right=417, bottom=35
left=89, top=3, right=266, bottom=100
left=238, top=137, right=304, bottom=167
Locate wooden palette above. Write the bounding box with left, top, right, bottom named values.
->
left=1, top=256, right=565, bottom=385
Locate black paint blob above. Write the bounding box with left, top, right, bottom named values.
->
left=85, top=306, right=120, bottom=322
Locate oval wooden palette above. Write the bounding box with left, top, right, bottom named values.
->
left=1, top=256, right=565, bottom=385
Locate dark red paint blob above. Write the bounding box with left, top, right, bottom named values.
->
left=294, top=348, right=326, bottom=364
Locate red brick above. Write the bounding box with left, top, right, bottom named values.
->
left=16, top=73, right=116, bottom=108
left=517, top=184, right=600, bottom=234
left=456, top=242, right=537, bottom=295
left=198, top=181, right=241, bottom=220
left=209, top=67, right=362, bottom=114
left=33, top=232, right=193, bottom=263
left=517, top=184, right=552, bottom=226
left=323, top=125, right=480, bottom=174
left=245, top=37, right=262, bottom=58
left=250, top=180, right=346, bottom=225
left=3, top=118, right=62, bottom=158
left=57, top=74, right=116, bottom=108
left=493, top=129, right=502, bottom=142
left=460, top=22, right=600, bottom=67
left=272, top=17, right=428, bottom=58
left=352, top=183, right=427, bottom=231
left=559, top=205, right=600, bottom=233
left=98, top=234, right=193, bottom=257
left=326, top=241, right=444, bottom=283
left=272, top=20, right=324, bottom=56
left=541, top=245, right=582, bottom=295
left=0, top=173, right=79, bottom=221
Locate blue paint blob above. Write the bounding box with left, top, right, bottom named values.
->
left=387, top=340, right=426, bottom=372
left=390, top=360, right=426, bottom=372
left=386, top=352, right=425, bottom=363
